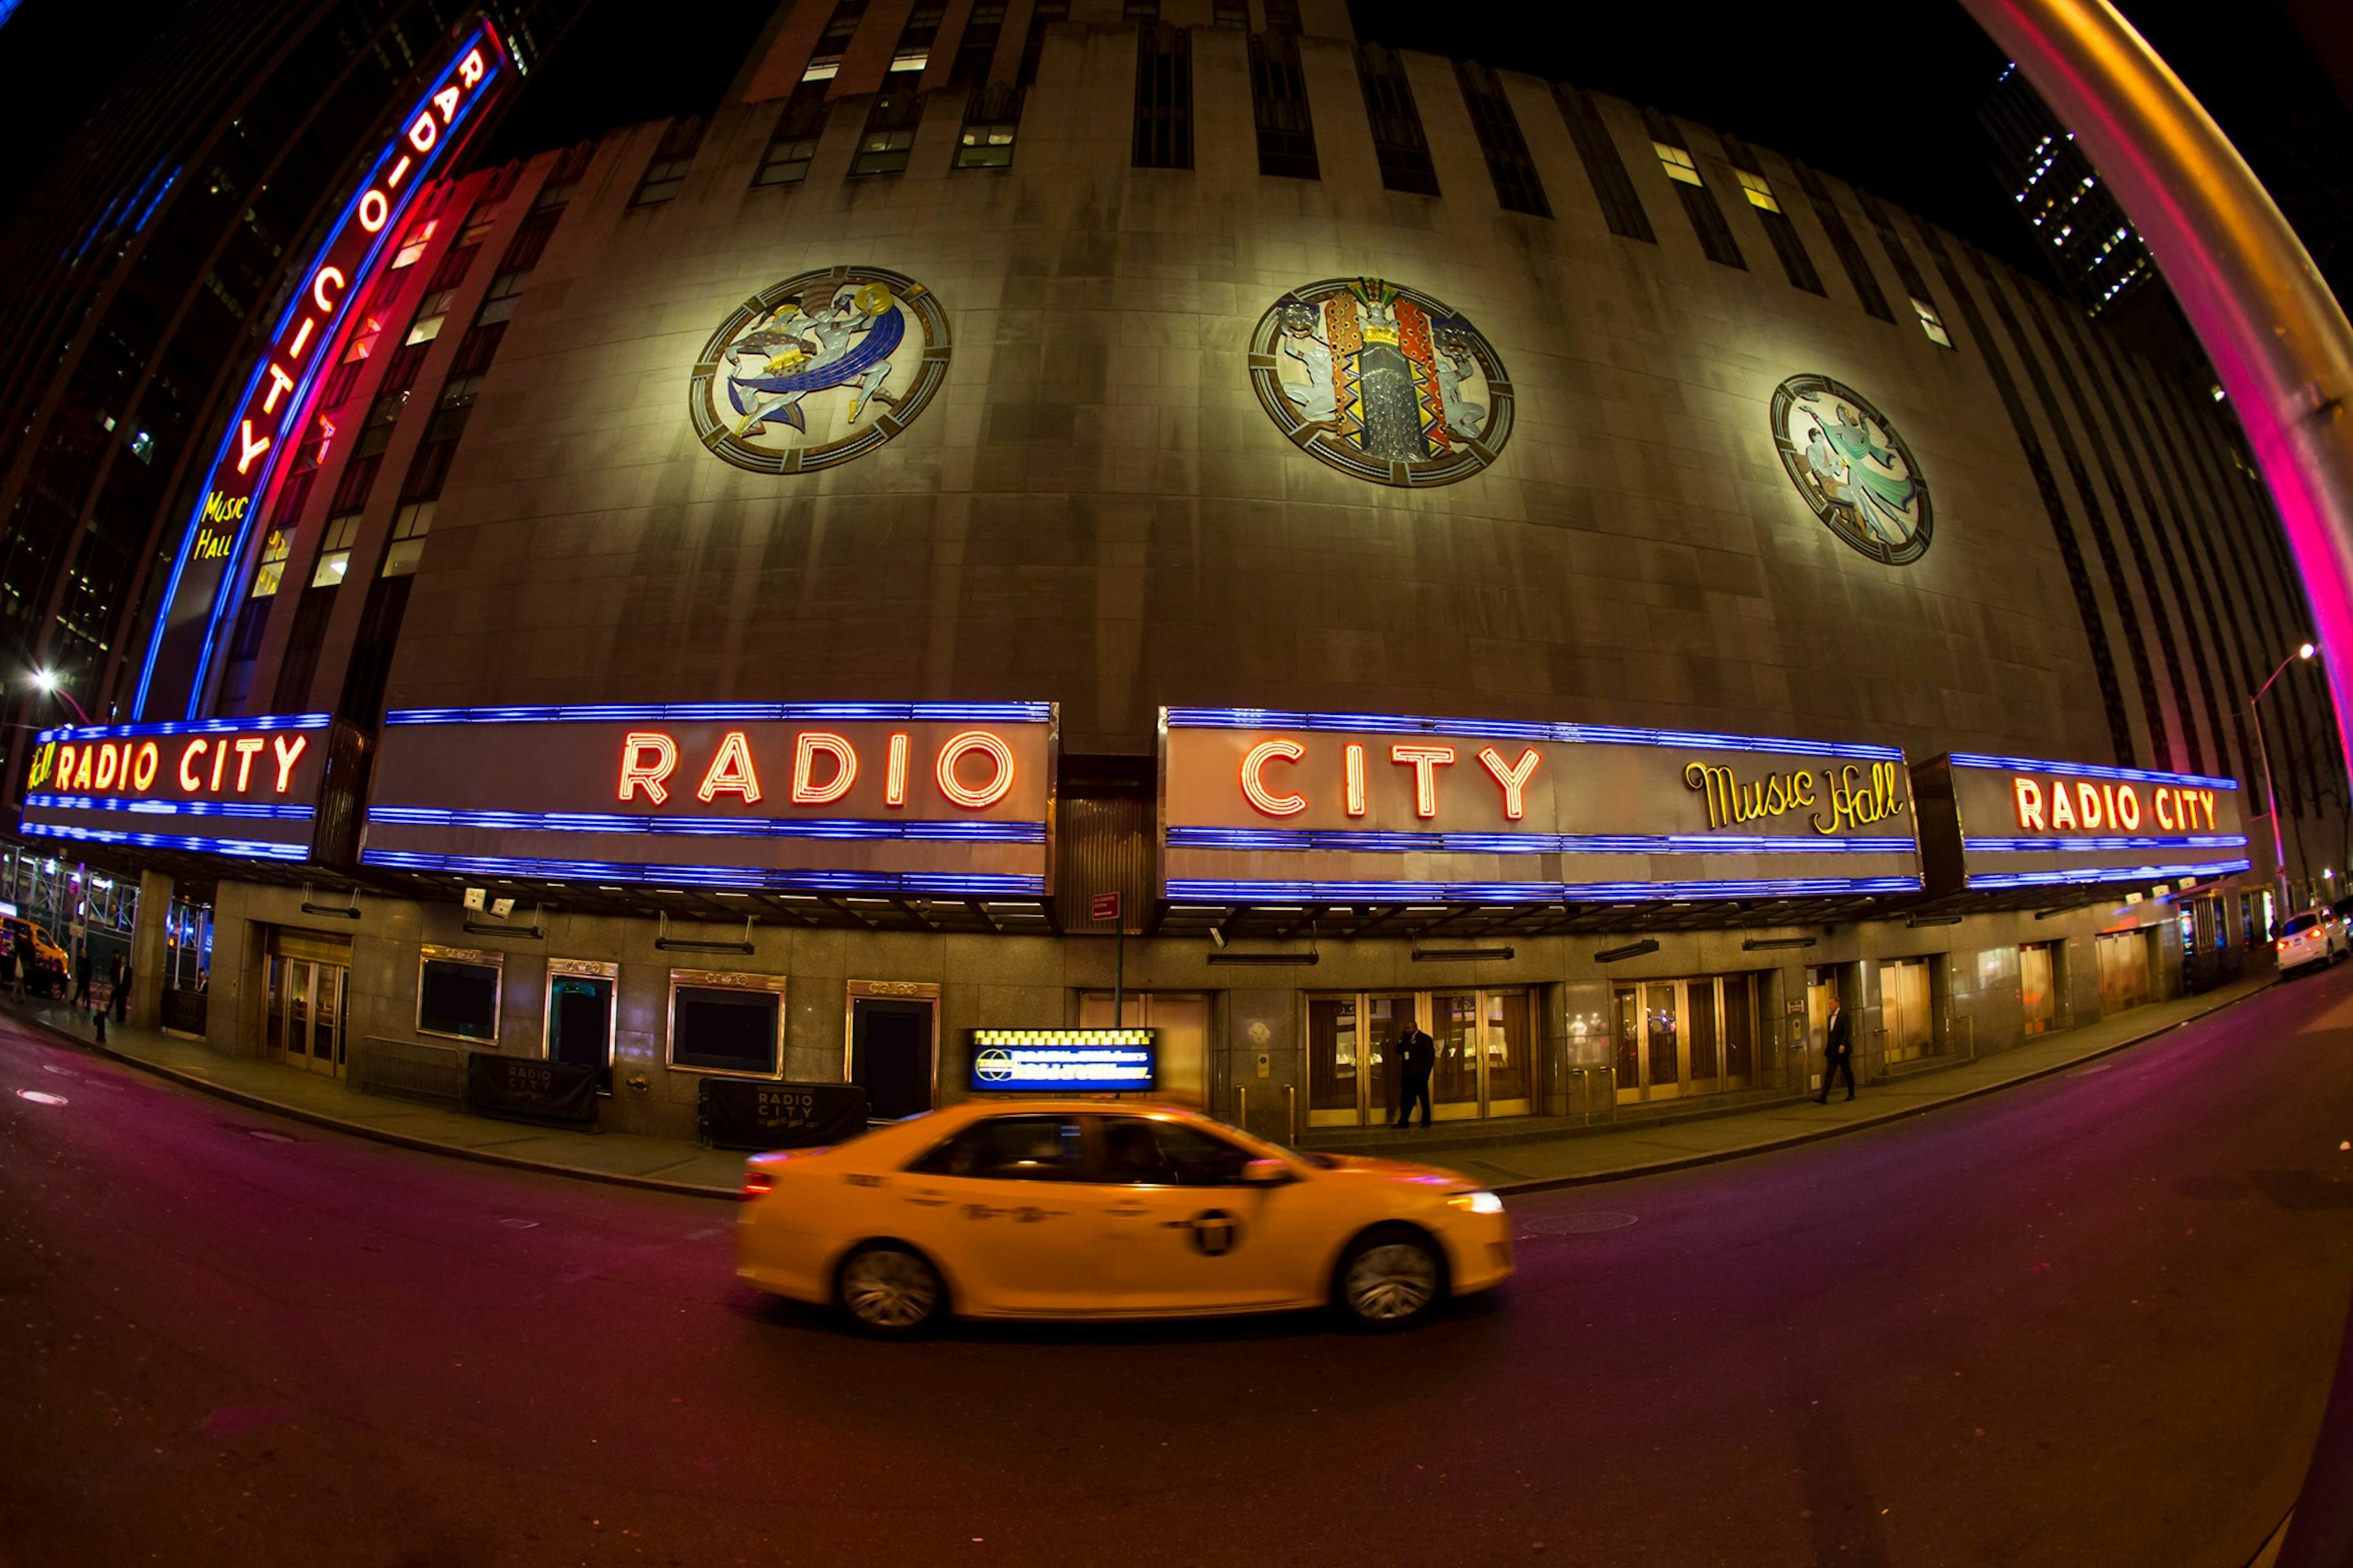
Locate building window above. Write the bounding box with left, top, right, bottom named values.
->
left=1124, top=0, right=1159, bottom=17
left=1455, top=62, right=1548, bottom=218
left=1248, top=33, right=1317, bottom=181
left=1355, top=45, right=1437, bottom=195
left=311, top=512, right=361, bottom=587
left=805, top=0, right=866, bottom=81
left=1911, top=295, right=1954, bottom=348
left=889, top=1, right=943, bottom=75
left=947, top=0, right=1005, bottom=85
left=391, top=219, right=435, bottom=269
left=1642, top=110, right=1742, bottom=269
left=404, top=312, right=445, bottom=347
left=418, top=946, right=501, bottom=1043
left=499, top=206, right=561, bottom=273
left=1792, top=164, right=1893, bottom=321
left=1212, top=0, right=1246, bottom=25
left=1721, top=136, right=1824, bottom=295
left=473, top=269, right=526, bottom=327
left=1552, top=85, right=1653, bottom=243
left=1132, top=25, right=1192, bottom=170
left=629, top=119, right=705, bottom=206
left=457, top=204, right=498, bottom=248
left=532, top=143, right=593, bottom=212
left=1017, top=0, right=1068, bottom=87
left=248, top=526, right=293, bottom=598
left=953, top=83, right=1025, bottom=169
left=667, top=971, right=786, bottom=1077
left=381, top=501, right=434, bottom=578
left=851, top=91, right=925, bottom=177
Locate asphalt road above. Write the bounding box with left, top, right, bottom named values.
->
left=6, top=972, right=2353, bottom=1568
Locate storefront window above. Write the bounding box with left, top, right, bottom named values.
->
left=417, top=945, right=501, bottom=1042
left=668, top=971, right=785, bottom=1076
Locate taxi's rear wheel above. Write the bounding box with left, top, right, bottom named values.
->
left=835, top=1243, right=947, bottom=1338
left=1334, top=1225, right=1446, bottom=1330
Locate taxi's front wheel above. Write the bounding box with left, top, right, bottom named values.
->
left=835, top=1243, right=947, bottom=1338
left=1334, top=1226, right=1447, bottom=1330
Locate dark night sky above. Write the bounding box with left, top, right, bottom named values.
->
left=3, top=0, right=2349, bottom=309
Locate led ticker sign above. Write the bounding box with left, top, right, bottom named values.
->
left=1911, top=753, right=2251, bottom=896
left=1161, top=706, right=1922, bottom=904
left=17, top=714, right=343, bottom=862
left=135, top=23, right=510, bottom=721
left=968, top=1029, right=1156, bottom=1093
left=362, top=703, right=1058, bottom=898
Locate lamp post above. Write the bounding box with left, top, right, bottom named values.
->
left=28, top=668, right=92, bottom=727
left=2253, top=642, right=2317, bottom=909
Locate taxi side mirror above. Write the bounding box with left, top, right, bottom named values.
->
left=1239, top=1157, right=1295, bottom=1187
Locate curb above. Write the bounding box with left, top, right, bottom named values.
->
left=19, top=1011, right=737, bottom=1202
left=12, top=978, right=2275, bottom=1205
left=1485, top=978, right=2276, bottom=1197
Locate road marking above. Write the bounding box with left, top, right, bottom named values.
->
left=13, top=1089, right=66, bottom=1106
left=499, top=1218, right=540, bottom=1230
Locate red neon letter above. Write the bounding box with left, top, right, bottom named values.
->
left=270, top=735, right=308, bottom=794
left=2014, top=778, right=2045, bottom=830
left=433, top=85, right=461, bottom=123
left=232, top=736, right=266, bottom=792
left=386, top=154, right=412, bottom=192
left=312, top=267, right=345, bottom=314
left=132, top=742, right=159, bottom=793
left=1390, top=744, right=1457, bottom=819
left=459, top=48, right=485, bottom=87
left=1344, top=743, right=1366, bottom=817
left=262, top=363, right=295, bottom=415
left=618, top=732, right=676, bottom=804
left=1477, top=746, right=1541, bottom=821
left=790, top=732, right=856, bottom=805
left=73, top=748, right=94, bottom=791
left=178, top=740, right=205, bottom=792
left=2075, top=781, right=2105, bottom=830
left=208, top=741, right=228, bottom=792
left=1240, top=739, right=1308, bottom=817
left=2200, top=789, right=2218, bottom=830
left=2154, top=788, right=2175, bottom=831
left=406, top=112, right=438, bottom=154
left=2116, top=785, right=2142, bottom=830
left=53, top=744, right=74, bottom=792
left=237, top=420, right=271, bottom=474
left=358, top=189, right=389, bottom=233
left=94, top=745, right=118, bottom=791
left=884, top=732, right=910, bottom=807
left=936, top=730, right=1016, bottom=809
left=699, top=730, right=763, bottom=803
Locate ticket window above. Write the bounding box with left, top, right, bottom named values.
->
left=1080, top=991, right=1210, bottom=1105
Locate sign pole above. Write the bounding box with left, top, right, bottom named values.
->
left=1092, top=891, right=1124, bottom=1025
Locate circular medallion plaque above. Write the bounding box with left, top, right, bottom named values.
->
left=1769, top=374, right=1932, bottom=564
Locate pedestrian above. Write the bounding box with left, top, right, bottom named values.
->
left=1393, top=1020, right=1436, bottom=1129
left=110, top=951, right=129, bottom=1024
left=1817, top=992, right=1856, bottom=1104
left=71, top=936, right=91, bottom=1008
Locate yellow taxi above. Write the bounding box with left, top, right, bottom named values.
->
left=1, top=916, right=70, bottom=993
left=737, top=1099, right=1513, bottom=1335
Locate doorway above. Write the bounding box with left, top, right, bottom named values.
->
left=263, top=927, right=351, bottom=1078
left=2020, top=942, right=2058, bottom=1036
left=1881, top=958, right=1936, bottom=1064
left=2096, top=930, right=2153, bottom=1015
left=1306, top=988, right=1531, bottom=1126
left=545, top=959, right=616, bottom=1089
left=1080, top=991, right=1210, bottom=1104
left=847, top=982, right=938, bottom=1121
left=1612, top=974, right=1762, bottom=1104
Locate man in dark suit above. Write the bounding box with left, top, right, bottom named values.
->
left=1817, top=993, right=1855, bottom=1104
left=1393, top=1022, right=1436, bottom=1129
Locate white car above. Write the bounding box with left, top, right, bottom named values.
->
left=2276, top=909, right=2349, bottom=977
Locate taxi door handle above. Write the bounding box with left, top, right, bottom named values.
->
left=1104, top=1203, right=1150, bottom=1218
left=907, top=1189, right=951, bottom=1208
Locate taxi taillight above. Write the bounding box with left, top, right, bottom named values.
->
left=742, top=1170, right=775, bottom=1200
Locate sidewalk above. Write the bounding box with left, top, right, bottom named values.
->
left=7, top=973, right=2275, bottom=1200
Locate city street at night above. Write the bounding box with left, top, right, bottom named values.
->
left=6, top=974, right=2350, bottom=1567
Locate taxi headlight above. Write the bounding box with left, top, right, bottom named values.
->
left=1451, top=1190, right=1504, bottom=1216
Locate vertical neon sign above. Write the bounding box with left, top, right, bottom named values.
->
left=134, top=22, right=509, bottom=721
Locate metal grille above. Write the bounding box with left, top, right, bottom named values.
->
left=354, top=1034, right=464, bottom=1104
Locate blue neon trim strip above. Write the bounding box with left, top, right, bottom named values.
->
left=381, top=702, right=1055, bottom=725
left=367, top=806, right=1044, bottom=842
left=1164, top=875, right=1923, bottom=904
left=1963, top=834, right=2246, bottom=854
left=25, top=795, right=315, bottom=821
left=36, top=713, right=333, bottom=744
left=1167, top=825, right=1915, bottom=855
left=1946, top=752, right=2240, bottom=790
left=359, top=848, right=1044, bottom=897
left=19, top=822, right=309, bottom=862
left=134, top=30, right=502, bottom=718
left=1965, top=860, right=2253, bottom=891
left=1164, top=706, right=1904, bottom=761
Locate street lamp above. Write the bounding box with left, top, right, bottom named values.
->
left=2252, top=642, right=2317, bottom=909
left=28, top=668, right=91, bottom=726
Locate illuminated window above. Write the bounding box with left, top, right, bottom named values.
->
left=953, top=85, right=1024, bottom=169
left=311, top=513, right=361, bottom=587
left=249, top=528, right=293, bottom=598
left=127, top=430, right=154, bottom=464
left=1734, top=168, right=1779, bottom=211
left=405, top=314, right=445, bottom=347
left=851, top=93, right=924, bottom=177
left=2211, top=384, right=2227, bottom=403
left=891, top=49, right=928, bottom=72
left=1212, top=0, right=1245, bottom=25
left=753, top=81, right=831, bottom=186
left=391, top=220, right=435, bottom=268
left=1653, top=142, right=1701, bottom=186
left=805, top=0, right=866, bottom=81
left=381, top=502, right=434, bottom=578
left=458, top=205, right=498, bottom=247
left=1911, top=295, right=1953, bottom=348
left=1125, top=0, right=1159, bottom=17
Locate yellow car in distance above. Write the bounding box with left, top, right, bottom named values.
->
left=738, top=1099, right=1514, bottom=1335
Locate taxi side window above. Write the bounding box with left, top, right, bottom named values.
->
left=1100, top=1118, right=1256, bottom=1187
left=909, top=1115, right=1091, bottom=1181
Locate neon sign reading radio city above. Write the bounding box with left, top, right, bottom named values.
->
left=134, top=25, right=507, bottom=721
left=2010, top=775, right=2220, bottom=833
left=616, top=729, right=1019, bottom=810
left=43, top=732, right=308, bottom=798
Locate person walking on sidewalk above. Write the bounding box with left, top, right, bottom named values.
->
left=110, top=951, right=130, bottom=1024
left=1817, top=993, right=1855, bottom=1104
left=1393, top=1021, right=1436, bottom=1129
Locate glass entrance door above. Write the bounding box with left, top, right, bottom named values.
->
left=1308, top=988, right=1531, bottom=1126
left=1882, top=960, right=1934, bottom=1063
left=1615, top=974, right=1762, bottom=1104
left=1080, top=991, right=1213, bottom=1105
left=2020, top=944, right=2056, bottom=1036
left=268, top=956, right=347, bottom=1077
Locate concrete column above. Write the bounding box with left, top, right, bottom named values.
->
left=131, top=869, right=172, bottom=1031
